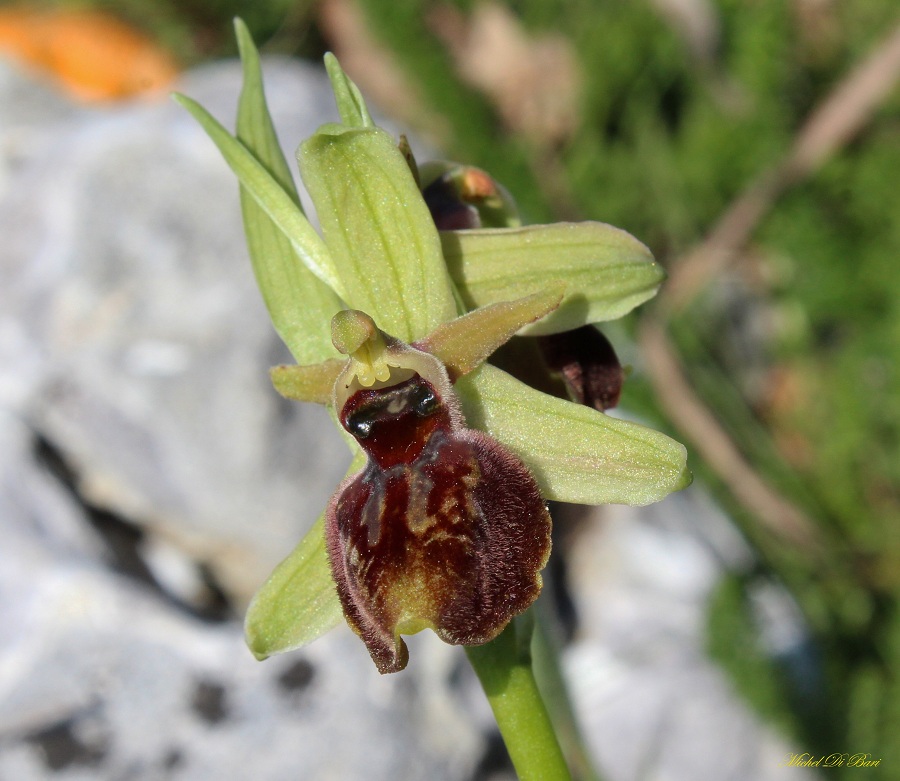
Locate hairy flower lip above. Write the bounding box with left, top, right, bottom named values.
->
left=327, top=346, right=552, bottom=673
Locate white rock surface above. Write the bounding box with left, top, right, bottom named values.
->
left=563, top=492, right=816, bottom=781
left=0, top=57, right=355, bottom=602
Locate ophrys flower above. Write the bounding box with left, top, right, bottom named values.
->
left=176, top=22, right=690, bottom=673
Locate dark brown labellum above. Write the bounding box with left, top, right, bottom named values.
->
left=325, top=373, right=551, bottom=674
left=421, top=164, right=518, bottom=230
left=538, top=325, right=624, bottom=411
left=422, top=175, right=481, bottom=230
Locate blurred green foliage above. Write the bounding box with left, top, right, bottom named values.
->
left=31, top=0, right=899, bottom=773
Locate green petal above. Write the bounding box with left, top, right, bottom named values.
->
left=173, top=94, right=347, bottom=301
left=297, top=125, right=458, bottom=342
left=456, top=365, right=691, bottom=505
left=233, top=20, right=342, bottom=363
left=415, top=284, right=565, bottom=378
left=270, top=359, right=345, bottom=405
left=244, top=454, right=365, bottom=659
left=441, top=222, right=664, bottom=335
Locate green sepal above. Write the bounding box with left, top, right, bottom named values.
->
left=297, top=125, right=458, bottom=342
left=234, top=19, right=342, bottom=363
left=441, top=222, right=664, bottom=335
left=244, top=453, right=365, bottom=659
left=323, top=53, right=374, bottom=128
left=270, top=359, right=345, bottom=405
left=457, top=364, right=692, bottom=505
left=415, top=284, right=565, bottom=379
left=173, top=94, right=348, bottom=301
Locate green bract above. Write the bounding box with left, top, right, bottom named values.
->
left=177, top=20, right=690, bottom=661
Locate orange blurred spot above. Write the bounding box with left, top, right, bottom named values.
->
left=459, top=167, right=499, bottom=200
left=0, top=7, right=179, bottom=102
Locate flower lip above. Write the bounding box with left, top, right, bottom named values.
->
left=327, top=361, right=552, bottom=674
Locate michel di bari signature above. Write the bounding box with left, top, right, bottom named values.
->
left=782, top=753, right=881, bottom=768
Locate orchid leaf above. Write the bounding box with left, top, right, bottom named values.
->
left=173, top=94, right=348, bottom=301
left=234, top=20, right=341, bottom=363
left=441, top=222, right=664, bottom=335
left=270, top=359, right=345, bottom=405
left=244, top=453, right=365, bottom=659
left=457, top=364, right=691, bottom=506
left=298, top=125, right=458, bottom=342
left=415, top=284, right=565, bottom=379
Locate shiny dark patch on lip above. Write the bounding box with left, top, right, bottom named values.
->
left=340, top=376, right=448, bottom=469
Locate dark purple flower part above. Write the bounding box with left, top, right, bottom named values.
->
left=421, top=162, right=520, bottom=230
left=538, top=325, right=624, bottom=412
left=325, top=352, right=551, bottom=674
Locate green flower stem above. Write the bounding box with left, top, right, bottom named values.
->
left=465, top=617, right=572, bottom=781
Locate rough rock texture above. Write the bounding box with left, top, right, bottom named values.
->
left=0, top=56, right=814, bottom=781
left=1, top=58, right=352, bottom=603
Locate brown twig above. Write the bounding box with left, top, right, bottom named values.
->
left=783, top=20, right=900, bottom=182
left=661, top=19, right=900, bottom=315
left=643, top=19, right=900, bottom=548
left=640, top=319, right=820, bottom=549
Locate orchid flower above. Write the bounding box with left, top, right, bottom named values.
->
left=175, top=22, right=689, bottom=679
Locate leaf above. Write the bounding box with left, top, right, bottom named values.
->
left=297, top=124, right=458, bottom=342
left=415, top=284, right=565, bottom=379
left=323, top=52, right=374, bottom=128
left=441, top=222, right=664, bottom=335
left=456, top=364, right=691, bottom=505
left=244, top=453, right=365, bottom=659
left=173, top=93, right=348, bottom=301
left=234, top=19, right=342, bottom=364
